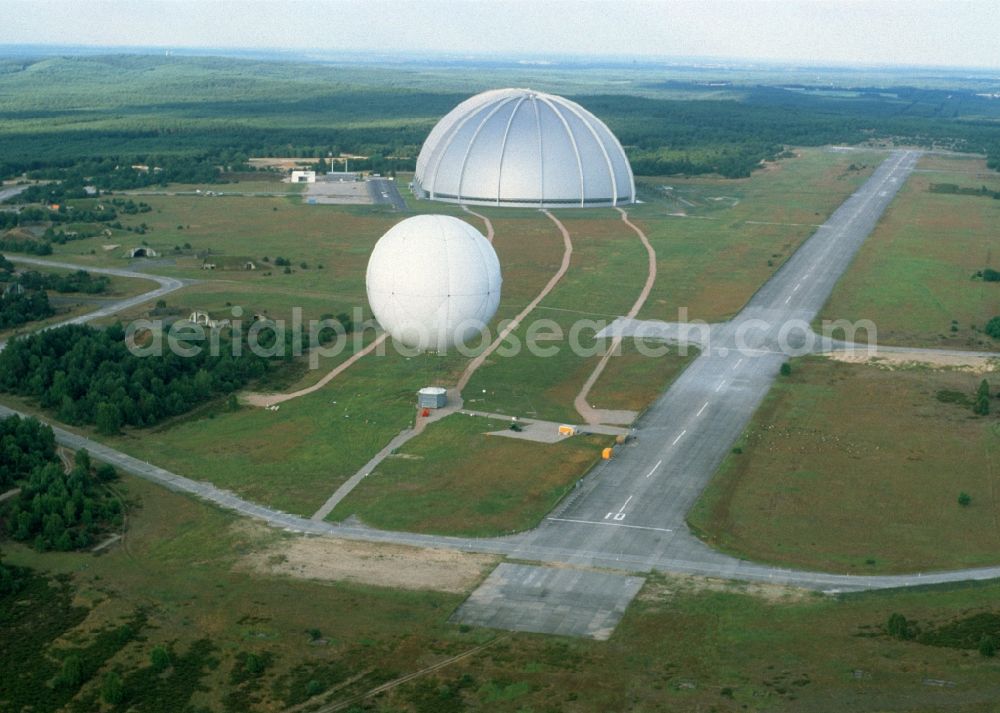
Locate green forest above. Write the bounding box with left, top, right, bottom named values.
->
left=0, top=416, right=121, bottom=552
left=0, top=55, right=998, bottom=181
left=0, top=323, right=273, bottom=433
left=0, top=260, right=112, bottom=329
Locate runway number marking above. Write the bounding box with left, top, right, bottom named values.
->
left=696, top=402, right=708, bottom=417
left=645, top=460, right=663, bottom=478
left=671, top=430, right=686, bottom=446
left=605, top=495, right=633, bottom=521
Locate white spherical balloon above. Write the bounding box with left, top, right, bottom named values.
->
left=365, top=215, right=502, bottom=352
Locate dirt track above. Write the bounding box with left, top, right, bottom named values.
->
left=242, top=333, right=388, bottom=407
left=453, top=209, right=574, bottom=396
left=574, top=208, right=657, bottom=424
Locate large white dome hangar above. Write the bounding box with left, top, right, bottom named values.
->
left=413, top=88, right=635, bottom=208
left=365, top=215, right=502, bottom=352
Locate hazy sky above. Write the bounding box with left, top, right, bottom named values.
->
left=5, top=0, right=1000, bottom=69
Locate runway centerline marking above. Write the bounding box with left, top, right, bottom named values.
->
left=671, top=430, right=686, bottom=446
left=547, top=517, right=673, bottom=534
left=733, top=358, right=743, bottom=369
left=715, top=380, right=725, bottom=392
left=784, top=295, right=792, bottom=304
left=645, top=460, right=663, bottom=478
left=696, top=402, right=708, bottom=417
left=793, top=282, right=801, bottom=292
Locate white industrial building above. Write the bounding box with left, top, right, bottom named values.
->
left=413, top=88, right=635, bottom=208
left=417, top=387, right=448, bottom=409
left=290, top=170, right=316, bottom=183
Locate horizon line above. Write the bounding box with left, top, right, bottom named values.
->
left=2, top=42, right=999, bottom=74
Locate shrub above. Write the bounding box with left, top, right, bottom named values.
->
left=101, top=671, right=125, bottom=704
left=973, top=379, right=991, bottom=416
left=887, top=612, right=915, bottom=640
left=986, top=316, right=1000, bottom=340
left=150, top=645, right=171, bottom=672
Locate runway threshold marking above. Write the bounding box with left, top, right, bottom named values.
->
left=547, top=517, right=673, bottom=534
left=605, top=495, right=633, bottom=521
left=645, top=460, right=663, bottom=478
left=696, top=402, right=708, bottom=417
left=671, top=430, right=686, bottom=446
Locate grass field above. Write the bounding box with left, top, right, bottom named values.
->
left=688, top=356, right=1000, bottom=574
left=7, top=470, right=1000, bottom=711
left=820, top=153, right=1000, bottom=350
left=463, top=209, right=658, bottom=423
left=329, top=414, right=612, bottom=536
left=95, top=347, right=468, bottom=516
left=632, top=147, right=884, bottom=323
left=587, top=342, right=699, bottom=414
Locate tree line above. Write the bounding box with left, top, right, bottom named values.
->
left=0, top=260, right=114, bottom=329
left=5, top=447, right=121, bottom=552
left=0, top=415, right=122, bottom=552
left=3, top=56, right=1000, bottom=182
left=0, top=323, right=274, bottom=433
left=12, top=269, right=110, bottom=294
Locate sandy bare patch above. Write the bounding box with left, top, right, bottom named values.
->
left=243, top=534, right=499, bottom=593
left=640, top=572, right=813, bottom=604
left=826, top=350, right=998, bottom=374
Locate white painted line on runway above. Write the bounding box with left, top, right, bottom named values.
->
left=697, top=402, right=708, bottom=417
left=715, top=380, right=725, bottom=392
left=546, top=517, right=674, bottom=534
left=645, top=460, right=663, bottom=478
left=671, top=430, right=686, bottom=446
left=606, top=495, right=633, bottom=521
left=793, top=282, right=801, bottom=292
left=784, top=295, right=792, bottom=304
left=608, top=495, right=633, bottom=521
left=733, top=358, right=743, bottom=369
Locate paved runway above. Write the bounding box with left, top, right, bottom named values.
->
left=367, top=177, right=406, bottom=210
left=451, top=563, right=644, bottom=639
left=519, top=150, right=923, bottom=574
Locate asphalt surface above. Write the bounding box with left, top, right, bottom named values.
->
left=451, top=563, right=644, bottom=639
left=0, top=257, right=187, bottom=351
left=9, top=151, right=1000, bottom=593
left=367, top=177, right=406, bottom=210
